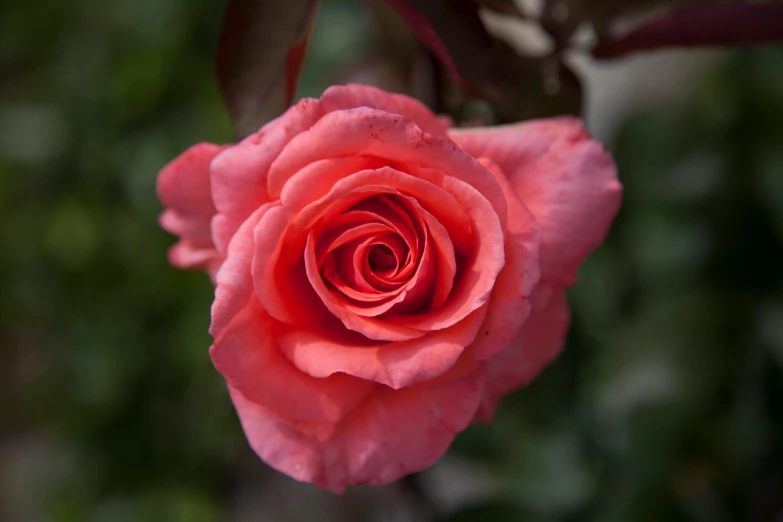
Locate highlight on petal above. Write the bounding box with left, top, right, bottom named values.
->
left=228, top=355, right=485, bottom=493
left=449, top=117, right=622, bottom=286
left=157, top=142, right=224, bottom=270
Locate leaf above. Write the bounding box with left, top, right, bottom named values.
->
left=386, top=0, right=583, bottom=121
left=385, top=0, right=491, bottom=93
left=593, top=1, right=783, bottom=59
left=215, top=0, right=320, bottom=139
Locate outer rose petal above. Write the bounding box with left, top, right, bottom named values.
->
left=449, top=118, right=622, bottom=286
left=228, top=356, right=485, bottom=493
left=210, top=206, right=376, bottom=424
left=212, top=299, right=376, bottom=424
left=157, top=143, right=224, bottom=271
left=277, top=308, right=486, bottom=389
left=319, top=84, right=449, bottom=138
left=209, top=99, right=325, bottom=255
left=467, top=158, right=541, bottom=361
left=267, top=108, right=508, bottom=226
left=210, top=84, right=449, bottom=255
left=475, top=288, right=571, bottom=422
left=167, top=241, right=222, bottom=280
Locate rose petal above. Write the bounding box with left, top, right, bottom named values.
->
left=253, top=196, right=427, bottom=342
left=326, top=235, right=412, bottom=315
left=320, top=84, right=450, bottom=138
left=255, top=167, right=480, bottom=335
left=211, top=205, right=272, bottom=333
left=228, top=356, right=484, bottom=493
left=157, top=143, right=224, bottom=269
left=157, top=143, right=221, bottom=229
left=474, top=288, right=571, bottom=422
left=348, top=196, right=422, bottom=281
left=324, top=199, right=421, bottom=276
left=323, top=256, right=400, bottom=303
left=386, top=175, right=504, bottom=332
left=449, top=118, right=622, bottom=285
left=210, top=207, right=376, bottom=424
left=363, top=236, right=406, bottom=284
left=212, top=299, right=376, bottom=424
left=277, top=307, right=486, bottom=389
left=267, top=108, right=508, bottom=227
left=159, top=210, right=212, bottom=247
left=327, top=194, right=453, bottom=318
left=316, top=210, right=400, bottom=266
left=167, top=241, right=222, bottom=281
left=467, top=158, right=542, bottom=361
left=279, top=156, right=386, bottom=213
left=338, top=232, right=405, bottom=296
left=211, top=84, right=449, bottom=255
left=305, top=232, right=427, bottom=341
left=326, top=226, right=395, bottom=270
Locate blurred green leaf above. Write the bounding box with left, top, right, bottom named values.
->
left=215, top=0, right=320, bottom=139
left=436, top=502, right=542, bottom=522
left=506, top=431, right=597, bottom=514
left=44, top=199, right=100, bottom=268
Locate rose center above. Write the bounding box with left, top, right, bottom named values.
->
left=368, top=244, right=397, bottom=272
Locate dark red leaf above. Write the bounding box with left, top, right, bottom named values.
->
left=285, top=31, right=313, bottom=105
left=386, top=0, right=583, bottom=121
left=216, top=0, right=320, bottom=139
left=593, top=1, right=783, bottom=59
left=385, top=0, right=490, bottom=93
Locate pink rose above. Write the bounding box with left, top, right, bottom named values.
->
left=157, top=84, right=621, bottom=492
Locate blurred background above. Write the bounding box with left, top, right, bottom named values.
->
left=2, top=0, right=783, bottom=521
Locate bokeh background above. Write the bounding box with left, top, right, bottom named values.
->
left=2, top=0, right=783, bottom=521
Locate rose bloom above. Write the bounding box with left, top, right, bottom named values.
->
left=158, top=84, right=621, bottom=492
